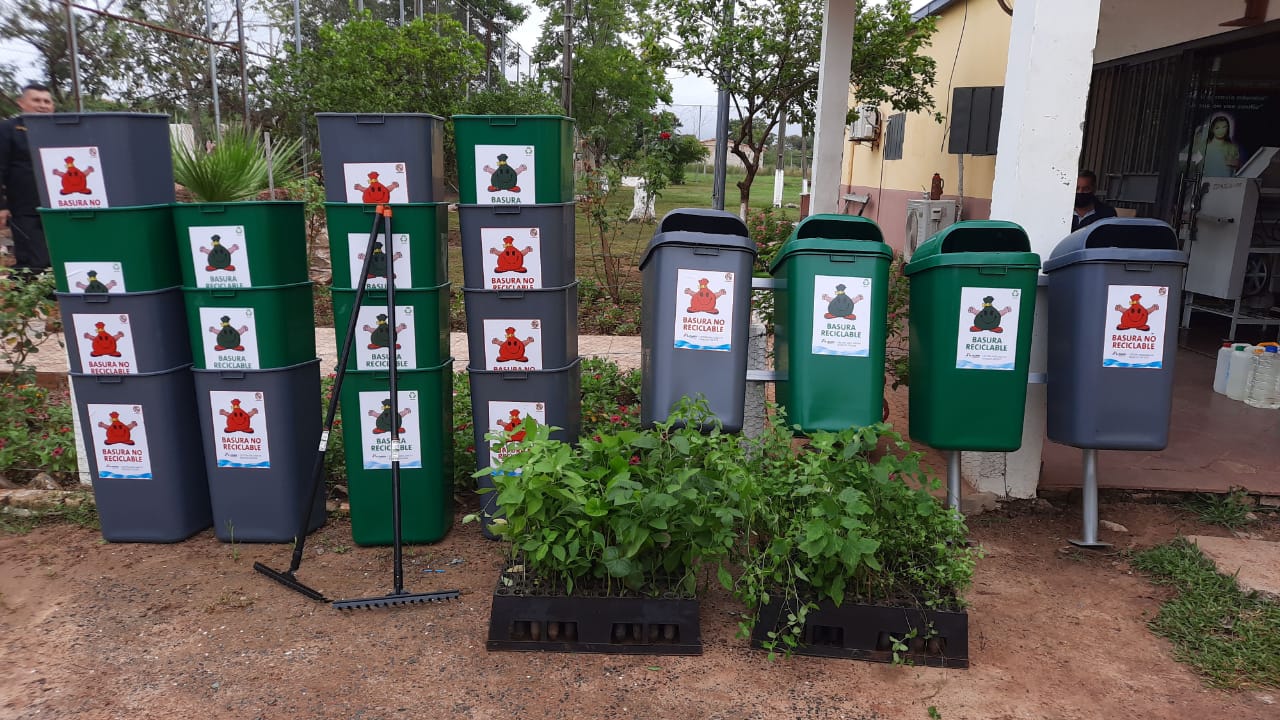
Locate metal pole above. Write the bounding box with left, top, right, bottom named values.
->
left=1070, top=449, right=1110, bottom=548
left=265, top=131, right=275, bottom=198
left=293, top=0, right=304, bottom=174
left=772, top=106, right=786, bottom=208
left=946, top=451, right=962, bottom=511
left=235, top=0, right=249, bottom=120
left=400, top=0, right=405, bottom=24
left=561, top=0, right=573, bottom=115
left=207, top=0, right=222, bottom=141
left=712, top=0, right=735, bottom=211
left=358, top=0, right=365, bottom=13
left=65, top=0, right=83, bottom=112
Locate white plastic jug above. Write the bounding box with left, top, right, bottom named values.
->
left=1226, top=344, right=1255, bottom=400
left=1213, top=342, right=1234, bottom=394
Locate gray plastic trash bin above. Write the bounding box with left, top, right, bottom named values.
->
left=462, top=282, right=579, bottom=371
left=639, top=209, right=755, bottom=431
left=458, top=203, right=576, bottom=289
left=24, top=112, right=175, bottom=209
left=316, top=113, right=444, bottom=203
left=1042, top=218, right=1188, bottom=450
left=71, top=365, right=212, bottom=542
left=58, top=287, right=191, bottom=374
left=193, top=359, right=325, bottom=543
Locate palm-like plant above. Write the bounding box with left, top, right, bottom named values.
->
left=173, top=125, right=302, bottom=202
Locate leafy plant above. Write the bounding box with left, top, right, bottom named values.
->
left=580, top=356, right=641, bottom=437
left=451, top=370, right=476, bottom=495
left=283, top=174, right=327, bottom=267
left=746, top=207, right=796, bottom=328
left=729, top=412, right=977, bottom=657
left=578, top=166, right=640, bottom=305
left=0, top=270, right=60, bottom=385
left=172, top=124, right=302, bottom=202
left=465, top=399, right=745, bottom=597
left=885, top=259, right=910, bottom=389
left=320, top=373, right=346, bottom=488
left=1182, top=488, right=1255, bottom=530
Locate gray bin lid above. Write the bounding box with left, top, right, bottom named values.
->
left=1042, top=218, right=1187, bottom=273
left=639, top=208, right=755, bottom=270
left=316, top=112, right=445, bottom=120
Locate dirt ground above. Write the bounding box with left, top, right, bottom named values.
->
left=2, top=497, right=1278, bottom=720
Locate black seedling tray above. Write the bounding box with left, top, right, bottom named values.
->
left=487, top=588, right=702, bottom=655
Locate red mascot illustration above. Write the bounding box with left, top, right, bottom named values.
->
left=98, top=411, right=137, bottom=446
left=492, top=327, right=536, bottom=363
left=497, top=409, right=528, bottom=442
left=1115, top=293, right=1160, bottom=332
left=353, top=171, right=400, bottom=204
left=84, top=321, right=125, bottom=358
left=219, top=398, right=258, bottom=434
left=53, top=156, right=94, bottom=195
left=684, top=278, right=726, bottom=315
left=490, top=235, right=534, bottom=274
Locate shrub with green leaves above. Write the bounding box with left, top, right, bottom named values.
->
left=466, top=399, right=745, bottom=597
left=173, top=124, right=302, bottom=202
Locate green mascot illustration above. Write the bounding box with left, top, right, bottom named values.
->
left=363, top=313, right=407, bottom=350
left=482, top=153, right=527, bottom=193
left=967, top=296, right=1012, bottom=334
left=200, top=234, right=240, bottom=272
left=820, top=284, right=864, bottom=320
left=358, top=239, right=402, bottom=280
left=75, top=269, right=116, bottom=294
left=369, top=398, right=411, bottom=434
left=209, top=315, right=250, bottom=352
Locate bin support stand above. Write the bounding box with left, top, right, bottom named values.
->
left=946, top=451, right=962, bottom=511
left=1069, top=449, right=1111, bottom=549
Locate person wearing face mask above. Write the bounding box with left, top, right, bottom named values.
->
left=0, top=83, right=57, bottom=276
left=1070, top=170, right=1116, bottom=232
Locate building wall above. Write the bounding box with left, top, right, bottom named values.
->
left=1095, top=0, right=1280, bottom=63
left=844, top=0, right=1012, bottom=251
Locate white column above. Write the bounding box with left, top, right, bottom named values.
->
left=810, top=0, right=857, bottom=215
left=974, top=0, right=1101, bottom=498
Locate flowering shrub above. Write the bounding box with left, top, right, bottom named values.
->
left=885, top=259, right=910, bottom=388
left=0, top=382, right=78, bottom=484
left=320, top=373, right=346, bottom=488
left=746, top=207, right=796, bottom=328
left=579, top=356, right=641, bottom=437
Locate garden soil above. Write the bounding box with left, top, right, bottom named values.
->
left=2, top=496, right=1278, bottom=720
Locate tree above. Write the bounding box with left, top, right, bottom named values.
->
left=651, top=0, right=937, bottom=217
left=1, top=0, right=125, bottom=109
left=532, top=0, right=672, bottom=168
left=667, top=133, right=708, bottom=184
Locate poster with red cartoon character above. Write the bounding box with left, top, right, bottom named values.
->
left=354, top=304, right=417, bottom=370
left=64, top=262, right=125, bottom=294
left=87, top=404, right=152, bottom=479
left=342, top=162, right=409, bottom=204
left=480, top=226, right=542, bottom=289
left=199, top=307, right=261, bottom=370
left=482, top=319, right=543, bottom=371
left=673, top=269, right=734, bottom=352
left=1103, top=285, right=1169, bottom=369
left=72, top=313, right=138, bottom=374
left=474, top=145, right=536, bottom=205
left=39, top=146, right=109, bottom=208
left=346, top=230, right=412, bottom=289
left=188, top=225, right=252, bottom=288
left=955, top=287, right=1022, bottom=370
left=357, top=390, right=421, bottom=469
left=486, top=401, right=545, bottom=469
left=810, top=274, right=873, bottom=357
left=208, top=391, right=272, bottom=468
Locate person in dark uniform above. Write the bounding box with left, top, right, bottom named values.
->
left=0, top=83, right=56, bottom=275
left=1071, top=170, right=1117, bottom=232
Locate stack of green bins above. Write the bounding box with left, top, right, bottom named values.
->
left=318, top=113, right=454, bottom=547
left=452, top=114, right=582, bottom=539
left=29, top=112, right=211, bottom=543
left=174, top=201, right=323, bottom=543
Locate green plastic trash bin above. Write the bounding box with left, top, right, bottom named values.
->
left=324, top=202, right=449, bottom=290
left=172, top=201, right=308, bottom=288
left=339, top=359, right=455, bottom=546
left=331, top=284, right=450, bottom=371
left=903, top=221, right=1041, bottom=452
left=769, top=214, right=893, bottom=432
left=452, top=115, right=574, bottom=205
left=41, top=205, right=180, bottom=293
left=182, top=282, right=316, bottom=370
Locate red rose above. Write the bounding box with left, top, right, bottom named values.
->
left=659, top=132, right=671, bottom=140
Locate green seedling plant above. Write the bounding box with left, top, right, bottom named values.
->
left=1182, top=488, right=1255, bottom=530
left=465, top=399, right=744, bottom=598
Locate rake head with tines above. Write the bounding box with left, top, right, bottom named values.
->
left=332, top=589, right=461, bottom=611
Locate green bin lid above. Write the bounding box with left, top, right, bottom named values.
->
left=451, top=114, right=573, bottom=122
left=904, top=220, right=1040, bottom=276
left=768, top=214, right=890, bottom=273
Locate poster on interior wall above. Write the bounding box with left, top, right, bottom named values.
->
left=1181, top=87, right=1280, bottom=178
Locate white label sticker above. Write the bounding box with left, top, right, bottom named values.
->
left=88, top=404, right=152, bottom=479
left=482, top=318, right=544, bottom=371
left=1103, top=284, right=1169, bottom=369
left=474, top=144, right=535, bottom=205
left=358, top=390, right=421, bottom=469
left=355, top=304, right=417, bottom=370
left=486, top=400, right=546, bottom=468
left=73, top=313, right=138, bottom=375
left=188, top=225, right=251, bottom=288
left=955, top=287, right=1022, bottom=370
left=64, top=262, right=125, bottom=294
left=810, top=275, right=872, bottom=357
left=40, top=146, right=109, bottom=208
left=673, top=269, right=734, bottom=352
left=342, top=162, right=409, bottom=204
left=347, top=231, right=411, bottom=289
left=200, top=307, right=261, bottom=370
left=480, top=226, right=543, bottom=289
left=209, top=390, right=271, bottom=468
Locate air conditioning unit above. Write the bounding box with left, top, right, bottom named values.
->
left=904, top=199, right=960, bottom=260
left=849, top=105, right=879, bottom=142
